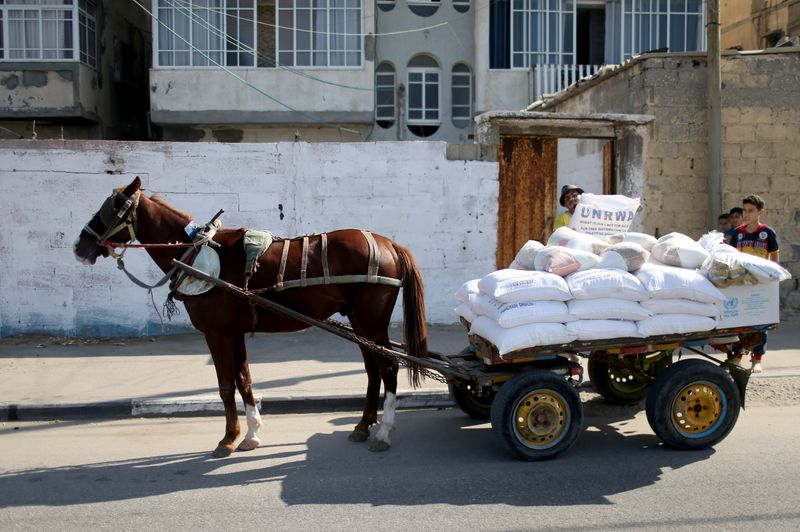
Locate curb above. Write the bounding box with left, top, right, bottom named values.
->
left=0, top=391, right=455, bottom=422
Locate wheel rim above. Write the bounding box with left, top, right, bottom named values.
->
left=605, top=367, right=649, bottom=394
left=671, top=381, right=727, bottom=438
left=512, top=389, right=570, bottom=449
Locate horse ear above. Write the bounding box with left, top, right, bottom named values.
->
left=123, top=176, right=142, bottom=196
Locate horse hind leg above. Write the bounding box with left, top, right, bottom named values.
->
left=232, top=334, right=263, bottom=452
left=349, top=344, right=381, bottom=443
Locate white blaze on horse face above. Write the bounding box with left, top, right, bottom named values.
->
left=374, top=392, right=397, bottom=445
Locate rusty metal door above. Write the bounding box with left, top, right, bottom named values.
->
left=496, top=136, right=557, bottom=269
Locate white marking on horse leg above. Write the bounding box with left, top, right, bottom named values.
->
left=374, top=392, right=397, bottom=445
left=237, top=403, right=262, bottom=451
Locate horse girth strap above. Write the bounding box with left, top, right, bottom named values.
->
left=268, top=231, right=401, bottom=292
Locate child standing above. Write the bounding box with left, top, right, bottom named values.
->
left=728, top=194, right=780, bottom=373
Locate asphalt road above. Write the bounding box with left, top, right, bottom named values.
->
left=2, top=404, right=800, bottom=531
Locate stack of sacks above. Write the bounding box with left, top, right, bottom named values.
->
left=564, top=269, right=651, bottom=340
left=462, top=269, right=577, bottom=355
left=696, top=232, right=792, bottom=286
left=454, top=279, right=480, bottom=323
left=635, top=259, right=724, bottom=336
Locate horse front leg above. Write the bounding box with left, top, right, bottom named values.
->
left=232, top=334, right=263, bottom=452
left=205, top=331, right=241, bottom=458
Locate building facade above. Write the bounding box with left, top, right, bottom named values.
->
left=0, top=0, right=151, bottom=140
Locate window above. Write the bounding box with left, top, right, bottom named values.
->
left=451, top=63, right=471, bottom=129
left=0, top=0, right=97, bottom=67
left=79, top=0, right=96, bottom=68
left=511, top=0, right=575, bottom=68
left=452, top=0, right=469, bottom=14
left=375, top=62, right=395, bottom=128
left=156, top=0, right=256, bottom=67
left=407, top=54, right=439, bottom=137
left=377, top=0, right=395, bottom=12
left=408, top=0, right=439, bottom=18
left=277, top=0, right=362, bottom=67
left=621, top=0, right=705, bottom=60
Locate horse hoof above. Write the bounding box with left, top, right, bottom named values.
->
left=369, top=440, right=391, bottom=452
left=348, top=429, right=369, bottom=443
left=212, top=445, right=234, bottom=458
left=237, top=438, right=261, bottom=452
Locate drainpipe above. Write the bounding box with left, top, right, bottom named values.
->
left=707, top=0, right=722, bottom=229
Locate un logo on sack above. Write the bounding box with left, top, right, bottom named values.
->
left=724, top=297, right=738, bottom=310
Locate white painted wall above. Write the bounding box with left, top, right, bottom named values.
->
left=0, top=140, right=498, bottom=337
left=555, top=138, right=606, bottom=213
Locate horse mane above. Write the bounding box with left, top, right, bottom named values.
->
left=149, top=194, right=192, bottom=222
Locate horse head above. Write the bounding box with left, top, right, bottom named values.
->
left=73, top=176, right=142, bottom=265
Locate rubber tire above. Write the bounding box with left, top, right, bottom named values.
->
left=588, top=351, right=661, bottom=405
left=449, top=382, right=495, bottom=420
left=645, top=359, right=741, bottom=450
left=490, top=371, right=583, bottom=461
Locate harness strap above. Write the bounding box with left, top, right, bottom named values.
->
left=276, top=240, right=290, bottom=290
left=321, top=233, right=330, bottom=284
left=362, top=230, right=380, bottom=284
left=300, top=236, right=309, bottom=287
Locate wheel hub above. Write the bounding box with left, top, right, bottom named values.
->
left=514, top=390, right=567, bottom=447
left=672, top=382, right=723, bottom=435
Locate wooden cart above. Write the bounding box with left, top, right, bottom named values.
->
left=174, top=260, right=772, bottom=462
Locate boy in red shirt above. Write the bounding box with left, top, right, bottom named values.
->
left=728, top=194, right=780, bottom=373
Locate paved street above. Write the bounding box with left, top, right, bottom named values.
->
left=2, top=406, right=800, bottom=531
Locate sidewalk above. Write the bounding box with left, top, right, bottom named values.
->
left=2, top=319, right=799, bottom=421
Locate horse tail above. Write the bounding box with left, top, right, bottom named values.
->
left=393, top=242, right=428, bottom=388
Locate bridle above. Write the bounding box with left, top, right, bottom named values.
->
left=81, top=189, right=141, bottom=258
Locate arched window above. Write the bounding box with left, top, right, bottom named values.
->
left=451, top=63, right=472, bottom=129
left=452, top=0, right=470, bottom=14
left=377, top=0, right=395, bottom=12
left=408, top=0, right=439, bottom=18
left=406, top=54, right=440, bottom=138
left=375, top=62, right=396, bottom=128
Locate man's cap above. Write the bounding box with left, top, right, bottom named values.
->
left=559, top=184, right=584, bottom=206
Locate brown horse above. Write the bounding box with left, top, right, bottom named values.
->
left=73, top=177, right=427, bottom=456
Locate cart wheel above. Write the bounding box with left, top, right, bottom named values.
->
left=645, top=359, right=740, bottom=450
left=588, top=350, right=668, bottom=405
left=490, top=371, right=583, bottom=461
left=449, top=382, right=496, bottom=420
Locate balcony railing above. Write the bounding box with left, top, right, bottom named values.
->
left=531, top=64, right=603, bottom=101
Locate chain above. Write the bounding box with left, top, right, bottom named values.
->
left=325, top=319, right=449, bottom=384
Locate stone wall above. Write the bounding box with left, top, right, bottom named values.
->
left=0, top=140, right=499, bottom=336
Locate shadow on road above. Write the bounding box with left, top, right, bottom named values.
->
left=0, top=408, right=713, bottom=508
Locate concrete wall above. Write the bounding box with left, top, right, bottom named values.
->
left=0, top=140, right=498, bottom=337
left=543, top=50, right=800, bottom=307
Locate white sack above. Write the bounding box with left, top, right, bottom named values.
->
left=534, top=246, right=601, bottom=277
left=636, top=260, right=726, bottom=304
left=732, top=252, right=792, bottom=283
left=637, top=314, right=717, bottom=337
left=470, top=316, right=577, bottom=356
left=454, top=303, right=477, bottom=323
left=568, top=193, right=641, bottom=236
left=641, top=298, right=720, bottom=318
left=597, top=242, right=650, bottom=272
left=455, top=279, right=481, bottom=303
left=509, top=240, right=545, bottom=270
left=651, top=232, right=710, bottom=269
left=478, top=269, right=572, bottom=303
left=568, top=298, right=652, bottom=320
left=605, top=231, right=658, bottom=251
left=566, top=268, right=650, bottom=301
left=566, top=320, right=642, bottom=341
left=472, top=293, right=573, bottom=328
left=547, top=226, right=610, bottom=254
